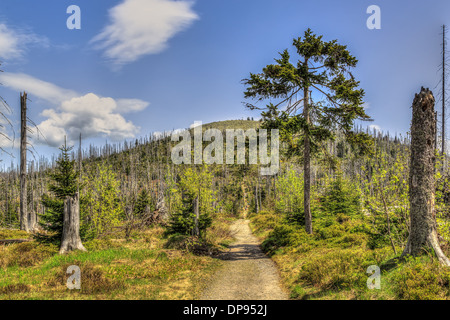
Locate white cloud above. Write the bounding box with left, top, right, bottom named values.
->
left=0, top=72, right=77, bottom=104
left=117, top=98, right=150, bottom=113
left=92, top=0, right=199, bottom=66
left=369, top=124, right=382, bottom=133
left=0, top=72, right=149, bottom=147
left=0, top=23, right=49, bottom=61
left=39, top=93, right=142, bottom=147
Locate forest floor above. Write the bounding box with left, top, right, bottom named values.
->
left=200, top=219, right=288, bottom=300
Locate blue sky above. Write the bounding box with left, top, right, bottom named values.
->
left=0, top=0, right=449, bottom=165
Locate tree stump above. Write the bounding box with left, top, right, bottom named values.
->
left=155, top=195, right=169, bottom=222
left=59, top=192, right=87, bottom=254
left=402, top=87, right=450, bottom=266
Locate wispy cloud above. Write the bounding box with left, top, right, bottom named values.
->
left=92, top=0, right=199, bottom=67
left=0, top=23, right=49, bottom=61
left=0, top=72, right=77, bottom=103
left=0, top=73, right=149, bottom=147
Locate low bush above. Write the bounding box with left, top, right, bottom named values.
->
left=165, top=234, right=219, bottom=256
left=392, top=258, right=450, bottom=300
left=261, top=224, right=312, bottom=255
left=49, top=261, right=126, bottom=294
left=298, top=248, right=374, bottom=290
left=0, top=242, right=57, bottom=269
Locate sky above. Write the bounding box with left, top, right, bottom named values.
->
left=0, top=0, right=449, bottom=166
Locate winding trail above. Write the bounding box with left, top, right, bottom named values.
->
left=200, top=219, right=288, bottom=300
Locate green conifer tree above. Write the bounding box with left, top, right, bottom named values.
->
left=167, top=166, right=213, bottom=237
left=35, top=142, right=79, bottom=244
left=134, top=188, right=153, bottom=218
left=243, top=29, right=372, bottom=234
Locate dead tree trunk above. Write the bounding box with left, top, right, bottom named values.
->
left=20, top=92, right=28, bottom=232
left=402, top=87, right=450, bottom=266
left=193, top=196, right=199, bottom=237
left=28, top=161, right=37, bottom=231
left=59, top=192, right=87, bottom=254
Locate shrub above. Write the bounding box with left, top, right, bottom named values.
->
left=49, top=261, right=126, bottom=294
left=84, top=239, right=121, bottom=251
left=392, top=258, right=450, bottom=300
left=165, top=234, right=218, bottom=256
left=261, top=224, right=311, bottom=255
left=0, top=242, right=57, bottom=269
left=316, top=224, right=346, bottom=240
left=298, top=249, right=374, bottom=290
left=319, top=173, right=362, bottom=217
left=250, top=210, right=281, bottom=234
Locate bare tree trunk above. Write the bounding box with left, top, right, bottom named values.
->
left=402, top=87, right=450, bottom=265
left=303, top=86, right=313, bottom=234
left=193, top=195, right=199, bottom=237
left=28, top=161, right=37, bottom=231
left=442, top=25, right=446, bottom=163
left=20, top=92, right=28, bottom=232
left=60, top=192, right=87, bottom=254
left=255, top=183, right=259, bottom=214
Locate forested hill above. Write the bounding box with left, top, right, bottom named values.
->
left=1, top=118, right=414, bottom=234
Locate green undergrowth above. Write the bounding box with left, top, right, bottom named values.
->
left=0, top=216, right=234, bottom=300
left=249, top=210, right=450, bottom=300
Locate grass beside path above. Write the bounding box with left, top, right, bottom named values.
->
left=249, top=210, right=450, bottom=300
left=0, top=217, right=234, bottom=300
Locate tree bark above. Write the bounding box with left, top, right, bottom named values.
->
left=193, top=195, right=199, bottom=237
left=303, top=86, right=313, bottom=234
left=442, top=25, right=446, bottom=161
left=20, top=92, right=28, bottom=232
left=402, top=87, right=450, bottom=265
left=28, top=161, right=37, bottom=231
left=59, top=192, right=87, bottom=254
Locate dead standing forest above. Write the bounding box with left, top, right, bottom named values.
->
left=1, top=29, right=450, bottom=300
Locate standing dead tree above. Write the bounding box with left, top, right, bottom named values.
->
left=59, top=192, right=86, bottom=254
left=401, top=87, right=450, bottom=266
left=437, top=25, right=450, bottom=168
left=20, top=92, right=30, bottom=231
left=19, top=92, right=41, bottom=232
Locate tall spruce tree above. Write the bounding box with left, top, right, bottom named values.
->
left=35, top=142, right=79, bottom=244
left=243, top=29, right=372, bottom=234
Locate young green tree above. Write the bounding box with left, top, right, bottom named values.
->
left=275, top=165, right=304, bottom=222
left=243, top=29, right=372, bottom=234
left=167, top=165, right=214, bottom=237
left=83, top=163, right=122, bottom=238
left=134, top=188, right=154, bottom=218
left=35, top=143, right=79, bottom=244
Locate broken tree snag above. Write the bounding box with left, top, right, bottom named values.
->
left=59, top=192, right=87, bottom=254
left=402, top=87, right=450, bottom=266
left=20, top=92, right=28, bottom=232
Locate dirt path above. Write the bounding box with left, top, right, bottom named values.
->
left=200, top=219, right=288, bottom=300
